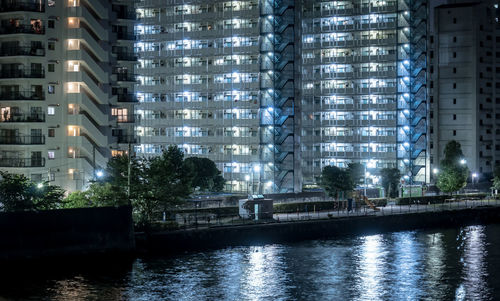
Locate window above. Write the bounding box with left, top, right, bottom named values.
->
left=48, top=85, right=55, bottom=94
left=453, top=83, right=456, bottom=89
left=49, top=172, right=55, bottom=181
left=430, top=96, right=434, bottom=103
left=453, top=114, right=457, bottom=120
left=48, top=151, right=55, bottom=159
left=453, top=130, right=457, bottom=136
left=48, top=106, right=55, bottom=115
left=48, top=0, right=55, bottom=6
left=48, top=20, right=55, bottom=28
left=453, top=52, right=456, bottom=58
left=453, top=36, right=457, bottom=42
left=453, top=98, right=457, bottom=104
left=453, top=18, right=457, bottom=24
left=430, top=51, right=434, bottom=59
left=48, top=129, right=55, bottom=137
left=48, top=42, right=55, bottom=50
left=430, top=36, right=434, bottom=43
left=453, top=67, right=457, bottom=73
left=48, top=64, right=55, bottom=72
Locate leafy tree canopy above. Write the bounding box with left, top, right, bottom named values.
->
left=320, top=165, right=354, bottom=198
left=347, top=162, right=364, bottom=186
left=184, top=157, right=225, bottom=192
left=437, top=140, right=468, bottom=193
left=380, top=168, right=401, bottom=198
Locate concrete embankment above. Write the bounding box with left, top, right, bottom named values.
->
left=0, top=206, right=135, bottom=262
left=138, top=206, right=500, bottom=254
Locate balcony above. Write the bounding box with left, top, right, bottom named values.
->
left=116, top=32, right=136, bottom=41
left=0, top=1, right=45, bottom=12
left=116, top=114, right=136, bottom=123
left=115, top=9, right=137, bottom=20
left=0, top=24, right=45, bottom=35
left=0, top=68, right=44, bottom=79
left=116, top=135, right=137, bottom=144
left=0, top=46, right=45, bottom=57
left=0, top=157, right=45, bottom=167
left=0, top=135, right=45, bottom=144
left=115, top=73, right=138, bottom=82
left=115, top=52, right=138, bottom=61
left=0, top=113, right=45, bottom=122
left=116, top=93, right=138, bottom=103
left=0, top=90, right=44, bottom=101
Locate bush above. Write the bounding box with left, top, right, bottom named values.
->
left=396, top=193, right=487, bottom=205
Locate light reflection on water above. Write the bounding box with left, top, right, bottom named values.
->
left=1, top=224, right=499, bottom=301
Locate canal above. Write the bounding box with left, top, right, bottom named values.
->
left=1, top=224, right=499, bottom=300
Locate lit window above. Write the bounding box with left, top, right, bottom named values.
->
left=48, top=106, right=55, bottom=115
left=67, top=61, right=79, bottom=72
left=67, top=39, right=80, bottom=50
left=48, top=151, right=55, bottom=159
left=67, top=0, right=79, bottom=7
left=67, top=82, right=80, bottom=93
left=67, top=18, right=79, bottom=28
left=48, top=85, right=55, bottom=94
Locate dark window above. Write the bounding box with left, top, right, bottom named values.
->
left=48, top=20, right=54, bottom=28
left=430, top=36, right=434, bottom=43
left=48, top=64, right=54, bottom=72
left=487, top=98, right=492, bottom=103
left=487, top=82, right=492, bottom=87
left=487, top=35, right=492, bottom=40
left=480, top=25, right=484, bottom=30
left=453, top=52, right=457, bottom=58
left=453, top=98, right=457, bottom=104
left=430, top=51, right=434, bottom=59
left=487, top=51, right=492, bottom=56
left=453, top=67, right=457, bottom=73
left=487, top=113, right=492, bottom=118
left=453, top=18, right=457, bottom=24
left=430, top=96, right=434, bottom=103
left=480, top=57, right=484, bottom=63
left=453, top=130, right=457, bottom=136
left=430, top=112, right=434, bottom=118
left=453, top=83, right=457, bottom=89
left=453, top=114, right=457, bottom=120
left=480, top=72, right=484, bottom=78
left=453, top=36, right=457, bottom=42
left=480, top=104, right=483, bottom=109
left=430, top=81, right=434, bottom=88
left=480, top=41, right=484, bottom=47
left=48, top=42, right=55, bottom=50
left=48, top=129, right=55, bottom=137
left=430, top=65, right=434, bottom=73
left=497, top=36, right=500, bottom=42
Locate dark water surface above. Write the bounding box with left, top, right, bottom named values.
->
left=2, top=224, right=500, bottom=300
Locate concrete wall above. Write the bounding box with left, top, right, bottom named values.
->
left=141, top=207, right=500, bottom=254
left=0, top=206, right=135, bottom=261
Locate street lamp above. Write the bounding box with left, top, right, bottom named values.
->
left=472, top=173, right=478, bottom=187
left=37, top=183, right=43, bottom=189
left=96, top=170, right=104, bottom=178
left=432, top=168, right=439, bottom=174
left=460, top=159, right=467, bottom=165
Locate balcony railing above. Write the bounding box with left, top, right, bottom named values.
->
left=115, top=52, right=138, bottom=61
left=0, top=68, right=45, bottom=78
left=115, top=73, right=138, bottom=82
left=0, top=46, right=45, bottom=56
left=0, top=157, right=45, bottom=167
left=116, top=9, right=137, bottom=20
left=116, top=93, right=138, bottom=103
left=0, top=90, right=45, bottom=100
left=0, top=24, right=45, bottom=35
left=116, top=32, right=136, bottom=40
left=0, top=1, right=45, bottom=12
left=1, top=113, right=45, bottom=122
left=116, top=115, right=136, bottom=123
left=0, top=135, right=45, bottom=144
left=116, top=135, right=137, bottom=143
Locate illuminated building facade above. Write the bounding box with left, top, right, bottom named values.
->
left=299, top=0, right=427, bottom=187
left=0, top=0, right=136, bottom=192
left=134, top=0, right=427, bottom=193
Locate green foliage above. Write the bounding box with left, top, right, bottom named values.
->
left=380, top=168, right=401, bottom=198
left=320, top=165, right=354, bottom=199
left=347, top=162, right=364, bottom=186
left=492, top=166, right=500, bottom=190
left=148, top=146, right=194, bottom=211
left=0, top=172, right=65, bottom=212
left=64, top=183, right=128, bottom=208
left=437, top=140, right=469, bottom=194
left=185, top=157, right=225, bottom=192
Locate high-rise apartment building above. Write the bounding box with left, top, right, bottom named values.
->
left=429, top=1, right=500, bottom=181
left=299, top=0, right=427, bottom=187
left=134, top=0, right=427, bottom=193
left=0, top=0, right=136, bottom=192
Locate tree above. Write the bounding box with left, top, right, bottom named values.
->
left=380, top=168, right=401, bottom=198
left=437, top=140, right=469, bottom=194
left=347, top=162, right=364, bottom=186
left=184, top=157, right=225, bottom=192
left=0, top=172, right=65, bottom=212
left=148, top=146, right=194, bottom=212
left=320, top=165, right=354, bottom=200
left=64, top=182, right=127, bottom=208
left=492, top=166, right=500, bottom=191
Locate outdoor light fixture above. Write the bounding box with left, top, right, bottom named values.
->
left=433, top=168, right=439, bottom=174
left=253, top=165, right=261, bottom=172
left=37, top=183, right=43, bottom=189
left=245, top=175, right=250, bottom=181
left=460, top=159, right=467, bottom=165
left=96, top=170, right=104, bottom=178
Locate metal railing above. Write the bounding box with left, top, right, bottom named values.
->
left=0, top=68, right=45, bottom=78
left=0, top=90, right=45, bottom=100
left=0, top=157, right=45, bottom=167
left=0, top=25, right=45, bottom=35
left=115, top=73, right=138, bottom=82
left=0, top=46, right=45, bottom=57
left=115, top=52, right=138, bottom=61
left=0, top=1, right=45, bottom=12
left=116, top=32, right=136, bottom=40
left=116, top=93, right=138, bottom=102
left=0, top=113, right=45, bottom=122
left=165, top=198, right=500, bottom=229
left=0, top=135, right=45, bottom=144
